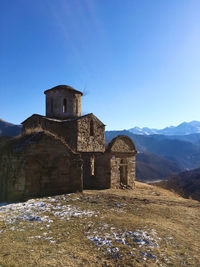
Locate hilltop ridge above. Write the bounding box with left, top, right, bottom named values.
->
left=0, top=182, right=199, bottom=266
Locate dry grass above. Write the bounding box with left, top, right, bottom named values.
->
left=0, top=182, right=199, bottom=267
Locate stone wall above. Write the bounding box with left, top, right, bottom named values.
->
left=109, top=153, right=136, bottom=188
left=22, top=115, right=78, bottom=152
left=22, top=113, right=105, bottom=154
left=45, top=89, right=82, bottom=119
left=100, top=136, right=137, bottom=189
left=0, top=132, right=83, bottom=202
left=77, top=114, right=105, bottom=152
left=21, top=115, right=136, bottom=192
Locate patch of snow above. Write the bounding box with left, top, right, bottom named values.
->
left=0, top=196, right=97, bottom=230
left=86, top=224, right=159, bottom=260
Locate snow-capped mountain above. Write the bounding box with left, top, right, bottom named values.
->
left=129, top=121, right=200, bottom=136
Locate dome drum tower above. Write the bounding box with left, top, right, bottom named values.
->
left=44, top=85, right=83, bottom=120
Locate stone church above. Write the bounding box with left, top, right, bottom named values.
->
left=0, top=85, right=136, bottom=202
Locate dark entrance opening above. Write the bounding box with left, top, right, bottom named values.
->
left=119, top=158, right=128, bottom=185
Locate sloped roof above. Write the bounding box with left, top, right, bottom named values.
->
left=44, top=85, right=83, bottom=95
left=21, top=114, right=42, bottom=124
left=22, top=113, right=105, bottom=126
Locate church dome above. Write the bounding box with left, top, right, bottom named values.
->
left=44, top=85, right=83, bottom=95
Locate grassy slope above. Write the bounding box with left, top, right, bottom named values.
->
left=0, top=182, right=199, bottom=267
left=157, top=168, right=200, bottom=201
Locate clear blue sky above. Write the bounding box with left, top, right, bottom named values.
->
left=0, top=0, right=200, bottom=130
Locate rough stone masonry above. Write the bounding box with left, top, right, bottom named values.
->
left=0, top=85, right=137, bottom=202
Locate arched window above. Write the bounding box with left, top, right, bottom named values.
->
left=51, top=98, right=53, bottom=113
left=90, top=120, right=94, bottom=136
left=63, top=98, right=67, bottom=113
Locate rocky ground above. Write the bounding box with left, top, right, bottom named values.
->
left=0, top=182, right=199, bottom=267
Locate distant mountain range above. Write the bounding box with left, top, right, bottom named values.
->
left=129, top=121, right=200, bottom=136
left=0, top=119, right=21, bottom=137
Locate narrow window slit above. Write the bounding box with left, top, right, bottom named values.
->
left=51, top=98, right=53, bottom=113
left=90, top=120, right=94, bottom=136
left=76, top=99, right=78, bottom=114
left=63, top=99, right=67, bottom=113
left=90, top=156, right=95, bottom=176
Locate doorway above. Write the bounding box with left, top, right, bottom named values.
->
left=119, top=158, right=128, bottom=185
